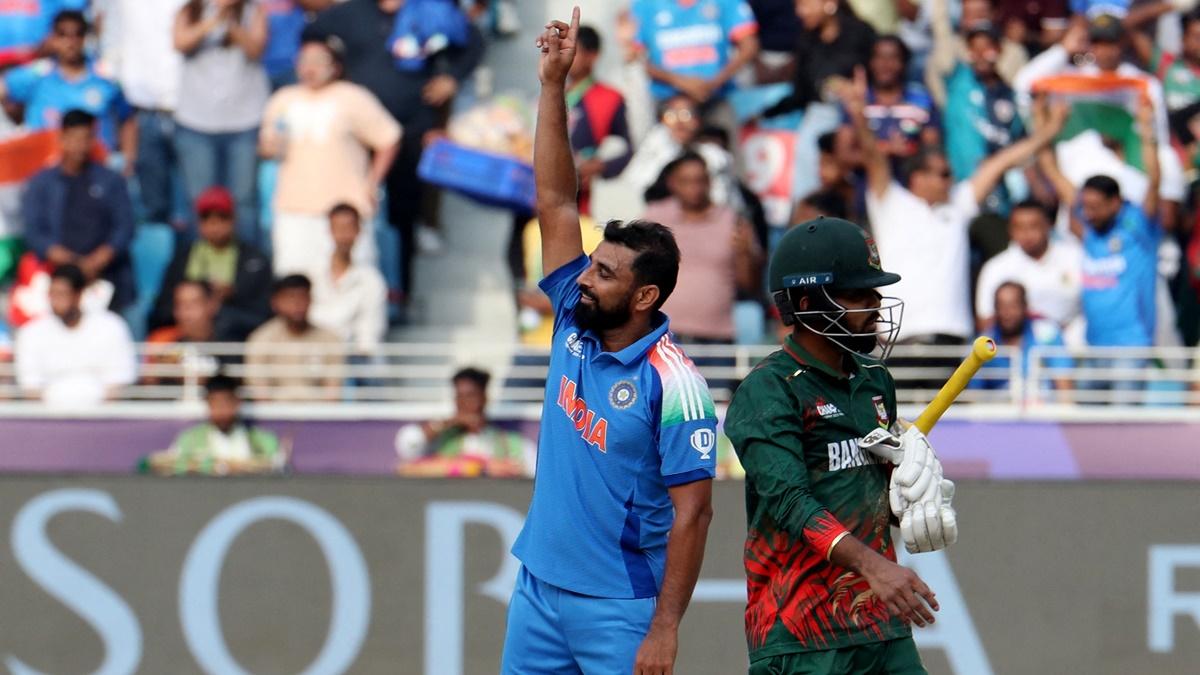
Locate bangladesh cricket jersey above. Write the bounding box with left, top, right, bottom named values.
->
left=725, top=337, right=908, bottom=663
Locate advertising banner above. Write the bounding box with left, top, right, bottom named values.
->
left=0, top=478, right=1197, bottom=674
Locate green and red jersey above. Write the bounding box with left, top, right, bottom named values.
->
left=725, top=337, right=908, bottom=663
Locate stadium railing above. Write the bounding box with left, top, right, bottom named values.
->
left=0, top=342, right=1195, bottom=420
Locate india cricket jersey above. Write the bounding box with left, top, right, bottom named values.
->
left=511, top=254, right=718, bottom=599
left=725, top=337, right=909, bottom=662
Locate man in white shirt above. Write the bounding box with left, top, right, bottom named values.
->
left=15, top=264, right=137, bottom=407
left=98, top=0, right=186, bottom=225
left=308, top=203, right=387, bottom=355
left=844, top=66, right=1068, bottom=344
left=975, top=199, right=1082, bottom=335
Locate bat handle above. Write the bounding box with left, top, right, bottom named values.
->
left=914, top=337, right=997, bottom=435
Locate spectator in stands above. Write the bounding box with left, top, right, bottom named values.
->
left=260, top=35, right=401, bottom=274
left=994, top=0, right=1069, bottom=51
left=0, top=0, right=85, bottom=67
left=245, top=274, right=343, bottom=400
left=931, top=20, right=1026, bottom=213
left=22, top=110, right=136, bottom=312
left=645, top=152, right=764, bottom=344
left=15, top=264, right=137, bottom=407
left=0, top=11, right=135, bottom=156
left=568, top=25, right=633, bottom=216
left=149, top=279, right=220, bottom=345
left=630, top=0, right=759, bottom=114
left=99, top=0, right=185, bottom=227
left=845, top=67, right=1067, bottom=347
left=308, top=204, right=388, bottom=355
left=262, top=0, right=336, bottom=90
left=925, top=0, right=1028, bottom=109
left=144, top=280, right=226, bottom=386
left=976, top=200, right=1082, bottom=334
left=974, top=281, right=1073, bottom=396
left=1040, top=102, right=1161, bottom=352
left=791, top=188, right=850, bottom=224
left=150, top=186, right=272, bottom=341
left=173, top=0, right=271, bottom=245
left=1148, top=9, right=1200, bottom=113
left=623, top=95, right=740, bottom=211
left=851, top=35, right=941, bottom=165
left=305, top=0, right=485, bottom=300
left=394, top=367, right=533, bottom=477
left=148, top=374, right=282, bottom=475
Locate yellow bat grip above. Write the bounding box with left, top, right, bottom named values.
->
left=914, top=336, right=998, bottom=435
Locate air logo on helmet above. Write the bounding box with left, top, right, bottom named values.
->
left=782, top=272, right=833, bottom=287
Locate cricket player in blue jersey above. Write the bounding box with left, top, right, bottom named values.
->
left=501, top=8, right=719, bottom=675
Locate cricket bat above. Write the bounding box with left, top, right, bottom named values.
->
left=913, top=336, right=998, bottom=435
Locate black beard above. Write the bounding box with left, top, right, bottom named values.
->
left=575, top=294, right=632, bottom=332
left=841, top=333, right=879, bottom=354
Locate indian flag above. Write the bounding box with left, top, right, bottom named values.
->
left=1031, top=73, right=1149, bottom=171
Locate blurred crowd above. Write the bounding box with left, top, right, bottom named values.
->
left=0, top=0, right=1199, bottom=449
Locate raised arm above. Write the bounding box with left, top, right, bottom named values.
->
left=1137, top=95, right=1161, bottom=219
left=842, top=67, right=892, bottom=199
left=534, top=7, right=585, bottom=275
left=968, top=99, right=1068, bottom=204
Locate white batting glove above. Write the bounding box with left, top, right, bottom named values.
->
left=899, top=479, right=958, bottom=553
left=860, top=423, right=942, bottom=512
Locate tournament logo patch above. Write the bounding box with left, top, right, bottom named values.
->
left=690, top=428, right=715, bottom=460
left=565, top=332, right=585, bottom=359
left=872, top=395, right=889, bottom=428
left=609, top=380, right=638, bottom=410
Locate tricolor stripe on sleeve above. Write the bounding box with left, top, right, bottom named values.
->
left=650, top=336, right=716, bottom=425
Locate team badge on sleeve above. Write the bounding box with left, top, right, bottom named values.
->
left=609, top=380, right=638, bottom=410
left=872, top=396, right=889, bottom=428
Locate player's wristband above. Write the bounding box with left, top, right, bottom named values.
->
left=826, top=531, right=851, bottom=562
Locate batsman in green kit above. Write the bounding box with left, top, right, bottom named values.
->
left=726, top=218, right=959, bottom=674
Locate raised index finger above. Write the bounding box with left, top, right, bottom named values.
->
left=568, top=6, right=581, bottom=39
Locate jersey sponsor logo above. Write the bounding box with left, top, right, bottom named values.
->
left=814, top=397, right=843, bottom=418
left=872, top=396, right=889, bottom=428
left=564, top=332, right=585, bottom=359
left=609, top=380, right=637, bottom=410
left=556, top=376, right=609, bottom=453
left=827, top=438, right=882, bottom=471
left=690, top=428, right=715, bottom=460
left=655, top=24, right=722, bottom=50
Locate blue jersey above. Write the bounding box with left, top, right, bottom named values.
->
left=1079, top=201, right=1159, bottom=347
left=841, top=84, right=941, bottom=156
left=0, top=0, right=86, bottom=66
left=3, top=59, right=131, bottom=150
left=512, top=254, right=718, bottom=599
left=262, top=0, right=307, bottom=77
left=1069, top=0, right=1131, bottom=18
left=632, top=0, right=757, bottom=102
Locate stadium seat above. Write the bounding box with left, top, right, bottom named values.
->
left=127, top=223, right=176, bottom=340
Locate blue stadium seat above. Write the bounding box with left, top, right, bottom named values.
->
left=126, top=223, right=176, bottom=340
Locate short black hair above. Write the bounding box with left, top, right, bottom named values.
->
left=697, top=125, right=729, bottom=149
left=644, top=150, right=707, bottom=202
left=329, top=202, right=361, bottom=224
left=61, top=109, right=95, bottom=131
left=817, top=131, right=838, bottom=155
left=176, top=278, right=214, bottom=297
left=205, top=374, right=241, bottom=396
left=1010, top=198, right=1052, bottom=221
left=52, top=9, right=88, bottom=34
left=50, top=263, right=86, bottom=292
left=902, top=146, right=947, bottom=185
left=797, top=189, right=849, bottom=220
left=602, top=219, right=681, bottom=310
left=995, top=280, right=1028, bottom=306
left=271, top=274, right=312, bottom=295
left=872, top=34, right=911, bottom=68
left=1183, top=8, right=1200, bottom=32
left=452, top=367, right=490, bottom=390
left=1082, top=174, right=1121, bottom=200
left=300, top=34, right=345, bottom=66
left=577, top=25, right=601, bottom=53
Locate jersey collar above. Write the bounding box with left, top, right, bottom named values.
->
left=582, top=313, right=672, bottom=366
left=782, top=335, right=858, bottom=380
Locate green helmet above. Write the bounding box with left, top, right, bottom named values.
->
left=768, top=217, right=900, bottom=294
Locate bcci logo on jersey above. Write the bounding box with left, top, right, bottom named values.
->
left=609, top=380, right=637, bottom=410
left=690, top=429, right=715, bottom=460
